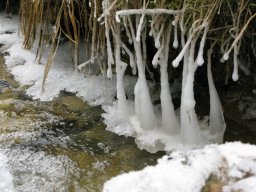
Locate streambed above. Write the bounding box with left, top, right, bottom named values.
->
left=0, top=53, right=164, bottom=191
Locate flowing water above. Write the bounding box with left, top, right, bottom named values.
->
left=0, top=53, right=165, bottom=191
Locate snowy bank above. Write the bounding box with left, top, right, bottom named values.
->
left=103, top=142, right=256, bottom=192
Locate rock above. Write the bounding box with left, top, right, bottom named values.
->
left=202, top=175, right=224, bottom=192
left=0, top=79, right=11, bottom=93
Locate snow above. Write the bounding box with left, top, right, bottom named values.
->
left=103, top=142, right=256, bottom=192
left=223, top=177, right=256, bottom=192
left=2, top=147, right=79, bottom=192
left=0, top=152, right=14, bottom=192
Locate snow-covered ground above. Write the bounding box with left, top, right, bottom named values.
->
left=1, top=13, right=256, bottom=192
left=103, top=142, right=256, bottom=192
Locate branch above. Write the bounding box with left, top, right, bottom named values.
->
left=78, top=56, right=97, bottom=70
left=222, top=12, right=256, bottom=61
left=116, top=8, right=183, bottom=23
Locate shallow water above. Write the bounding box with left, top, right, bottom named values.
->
left=0, top=53, right=165, bottom=191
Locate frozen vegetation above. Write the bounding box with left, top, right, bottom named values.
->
left=4, top=0, right=254, bottom=152
left=0, top=12, right=222, bottom=153
left=0, top=0, right=256, bottom=190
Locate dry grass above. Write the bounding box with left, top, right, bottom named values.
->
left=16, top=0, right=256, bottom=90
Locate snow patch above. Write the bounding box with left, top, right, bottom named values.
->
left=2, top=147, right=79, bottom=192
left=0, top=151, right=14, bottom=192
left=103, top=142, right=256, bottom=192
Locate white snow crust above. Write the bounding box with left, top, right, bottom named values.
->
left=103, top=142, right=256, bottom=192
left=0, top=151, right=14, bottom=192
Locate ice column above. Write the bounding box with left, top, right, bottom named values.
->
left=207, top=47, right=226, bottom=143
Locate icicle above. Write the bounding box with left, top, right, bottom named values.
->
left=78, top=56, right=97, bottom=70
left=107, top=67, right=112, bottom=79
left=155, top=23, right=164, bottom=48
left=220, top=57, right=225, bottom=63
left=222, top=53, right=229, bottom=61
left=128, top=16, right=156, bottom=130
left=123, top=18, right=132, bottom=44
left=113, top=25, right=128, bottom=115
left=183, top=74, right=196, bottom=109
left=178, top=8, right=201, bottom=144
left=195, top=23, right=208, bottom=66
left=149, top=30, right=153, bottom=36
left=132, top=64, right=137, bottom=75
left=122, top=43, right=135, bottom=68
left=142, top=29, right=147, bottom=66
left=152, top=43, right=164, bottom=67
left=232, top=44, right=239, bottom=81
left=172, top=35, right=193, bottom=67
left=172, top=16, right=179, bottom=49
left=159, top=25, right=179, bottom=134
left=180, top=36, right=201, bottom=145
left=149, top=15, right=158, bottom=39
left=135, top=12, right=145, bottom=42
left=218, top=6, right=221, bottom=15
left=93, top=0, right=97, bottom=18
left=105, top=13, right=114, bottom=79
left=207, top=47, right=226, bottom=143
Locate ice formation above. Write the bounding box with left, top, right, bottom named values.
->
left=0, top=0, right=241, bottom=152
left=207, top=47, right=226, bottom=143
left=112, top=24, right=128, bottom=115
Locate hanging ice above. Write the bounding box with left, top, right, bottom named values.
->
left=207, top=47, right=226, bottom=143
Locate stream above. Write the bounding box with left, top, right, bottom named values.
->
left=0, top=53, right=165, bottom=191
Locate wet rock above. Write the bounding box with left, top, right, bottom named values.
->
left=0, top=98, right=14, bottom=106
left=3, top=52, right=10, bottom=56
left=0, top=79, right=11, bottom=93
left=5, top=31, right=14, bottom=34
left=202, top=173, right=225, bottom=192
